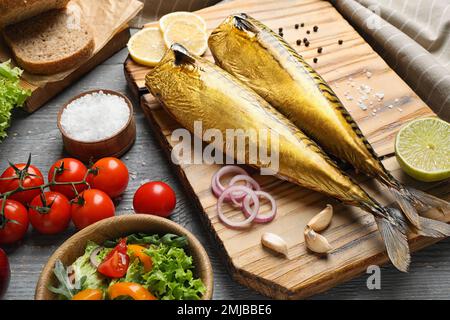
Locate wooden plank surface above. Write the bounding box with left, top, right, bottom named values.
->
left=17, top=27, right=130, bottom=113
left=124, top=0, right=450, bottom=299
left=2, top=33, right=450, bottom=301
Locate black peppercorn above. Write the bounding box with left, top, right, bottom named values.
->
left=296, top=39, right=301, bottom=45
left=279, top=27, right=283, bottom=33
left=295, top=24, right=299, bottom=29
left=317, top=47, right=323, bottom=53
left=313, top=57, right=318, bottom=63
left=306, top=30, right=310, bottom=34
left=313, top=26, right=318, bottom=32
left=338, top=39, right=343, bottom=45
left=301, top=23, right=304, bottom=27
left=279, top=32, right=284, bottom=37
left=305, top=41, right=310, bottom=47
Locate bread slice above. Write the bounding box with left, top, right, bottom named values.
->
left=0, top=0, right=70, bottom=27
left=3, top=8, right=95, bottom=75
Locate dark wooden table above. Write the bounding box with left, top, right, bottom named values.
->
left=2, top=44, right=450, bottom=300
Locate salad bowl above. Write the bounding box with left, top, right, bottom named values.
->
left=35, top=214, right=213, bottom=300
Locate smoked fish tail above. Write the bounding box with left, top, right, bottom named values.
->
left=371, top=206, right=410, bottom=272
left=390, top=184, right=450, bottom=231
left=209, top=13, right=449, bottom=234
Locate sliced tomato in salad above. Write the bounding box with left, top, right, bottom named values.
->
left=97, top=238, right=130, bottom=278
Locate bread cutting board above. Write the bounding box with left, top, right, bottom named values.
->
left=125, top=0, right=450, bottom=299
left=19, top=27, right=130, bottom=113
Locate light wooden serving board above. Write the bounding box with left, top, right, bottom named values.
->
left=125, top=0, right=450, bottom=299
left=17, top=27, right=130, bottom=113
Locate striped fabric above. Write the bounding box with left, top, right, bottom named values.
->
left=332, top=0, right=450, bottom=120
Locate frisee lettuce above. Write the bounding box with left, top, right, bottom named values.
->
left=142, top=243, right=206, bottom=300
left=0, top=60, right=31, bottom=140
left=103, top=233, right=188, bottom=248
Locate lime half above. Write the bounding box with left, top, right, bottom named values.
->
left=395, top=117, right=450, bottom=182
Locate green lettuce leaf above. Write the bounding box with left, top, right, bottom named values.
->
left=104, top=233, right=188, bottom=248
left=142, top=243, right=206, bottom=300
left=71, top=241, right=107, bottom=291
left=0, top=60, right=31, bottom=140
left=123, top=258, right=144, bottom=283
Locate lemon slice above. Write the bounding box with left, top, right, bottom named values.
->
left=159, top=11, right=207, bottom=33
left=163, top=20, right=208, bottom=56
left=395, top=117, right=450, bottom=182
left=128, top=27, right=167, bottom=67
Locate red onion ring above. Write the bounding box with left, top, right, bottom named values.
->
left=67, top=265, right=76, bottom=285
left=211, top=166, right=250, bottom=201
left=217, top=186, right=260, bottom=228
left=228, top=174, right=261, bottom=206
left=242, top=191, right=277, bottom=223
left=89, top=246, right=104, bottom=268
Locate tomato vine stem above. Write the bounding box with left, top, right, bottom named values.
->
left=0, top=164, right=94, bottom=219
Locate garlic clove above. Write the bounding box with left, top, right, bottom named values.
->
left=304, top=226, right=332, bottom=254
left=261, top=232, right=289, bottom=257
left=307, top=204, right=333, bottom=232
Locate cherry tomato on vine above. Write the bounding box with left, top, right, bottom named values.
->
left=0, top=163, right=44, bottom=205
left=0, top=199, right=29, bottom=244
left=28, top=192, right=71, bottom=235
left=71, top=189, right=115, bottom=230
left=97, top=238, right=129, bottom=278
left=0, top=248, right=10, bottom=298
left=88, top=157, right=129, bottom=199
left=133, top=181, right=176, bottom=217
left=48, top=158, right=88, bottom=200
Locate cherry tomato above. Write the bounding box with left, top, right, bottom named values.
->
left=48, top=158, right=88, bottom=200
left=0, top=199, right=29, bottom=244
left=97, top=238, right=129, bottom=278
left=0, top=164, right=44, bottom=205
left=72, top=289, right=103, bottom=300
left=88, top=157, right=129, bottom=199
left=71, top=189, right=115, bottom=230
left=28, top=192, right=71, bottom=235
left=108, top=282, right=156, bottom=300
left=0, top=248, right=10, bottom=298
left=133, top=181, right=176, bottom=217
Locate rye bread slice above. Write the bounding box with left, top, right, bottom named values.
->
left=2, top=8, right=95, bottom=75
left=0, top=0, right=70, bottom=27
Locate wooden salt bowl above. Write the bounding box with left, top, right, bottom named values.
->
left=35, top=214, right=214, bottom=300
left=57, top=89, right=136, bottom=162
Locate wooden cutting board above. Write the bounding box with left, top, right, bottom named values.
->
left=125, top=0, right=450, bottom=299
left=18, top=27, right=130, bottom=113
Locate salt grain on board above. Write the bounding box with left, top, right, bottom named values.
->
left=60, top=91, right=130, bottom=142
left=374, top=92, right=385, bottom=102
left=358, top=102, right=368, bottom=110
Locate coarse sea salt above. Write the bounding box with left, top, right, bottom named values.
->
left=61, top=91, right=130, bottom=142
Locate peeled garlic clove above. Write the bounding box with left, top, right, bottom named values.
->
left=304, top=226, right=332, bottom=254
left=261, top=232, right=289, bottom=257
left=307, top=204, right=333, bottom=232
